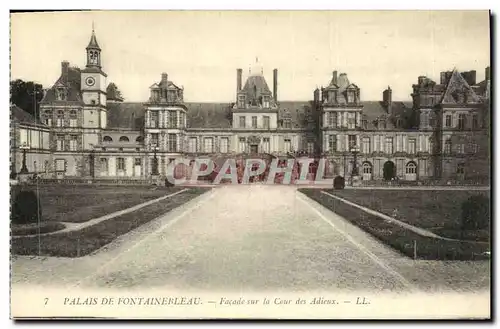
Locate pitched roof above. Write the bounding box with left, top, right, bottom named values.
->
left=40, top=66, right=83, bottom=105
left=106, top=102, right=144, bottom=129
left=440, top=69, right=480, bottom=104
left=278, top=101, right=314, bottom=128
left=186, top=102, right=232, bottom=129
left=11, top=104, right=43, bottom=125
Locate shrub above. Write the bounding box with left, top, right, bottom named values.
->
left=333, top=176, right=345, bottom=190
left=11, top=189, right=42, bottom=225
left=461, top=195, right=490, bottom=230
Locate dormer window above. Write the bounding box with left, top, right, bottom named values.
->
left=151, top=89, right=160, bottom=102
left=56, top=88, right=66, bottom=101
left=263, top=96, right=270, bottom=108
left=347, top=90, right=355, bottom=103
left=238, top=95, right=246, bottom=108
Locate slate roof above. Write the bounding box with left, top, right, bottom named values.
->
left=40, top=66, right=83, bottom=105
left=11, top=104, right=44, bottom=126
left=105, top=99, right=414, bottom=130
left=185, top=103, right=232, bottom=129
left=362, top=101, right=413, bottom=130
left=106, top=102, right=144, bottom=130
left=87, top=30, right=100, bottom=50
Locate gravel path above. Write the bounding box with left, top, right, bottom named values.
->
left=11, top=185, right=490, bottom=294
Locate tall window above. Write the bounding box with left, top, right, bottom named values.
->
left=458, top=114, right=466, bottom=130
left=168, top=111, right=178, bottom=128
left=362, top=137, right=370, bottom=154
left=45, top=118, right=52, bottom=126
left=239, top=137, right=246, bottom=152
left=444, top=139, right=452, bottom=154
left=420, top=112, right=429, bottom=127
left=56, top=110, right=64, bottom=127
left=263, top=116, right=270, bottom=129
left=445, top=115, right=452, bottom=127
left=328, top=112, right=337, bottom=127
left=69, top=135, right=78, bottom=151
left=307, top=142, right=314, bottom=154
left=328, top=135, right=337, bottom=152
left=385, top=137, right=393, bottom=154
left=262, top=137, right=270, bottom=153
left=456, top=163, right=465, bottom=174
left=117, top=158, right=125, bottom=171
left=456, top=143, right=465, bottom=154
left=188, top=137, right=197, bottom=153
left=472, top=114, right=479, bottom=129
left=406, top=162, right=417, bottom=174
left=150, top=111, right=159, bottom=128
left=252, top=116, right=257, bottom=128
left=168, top=134, right=177, bottom=152
left=347, top=113, right=356, bottom=129
left=204, top=137, right=214, bottom=153
left=284, top=139, right=291, bottom=153
left=56, top=135, right=64, bottom=151
left=348, top=135, right=357, bottom=149
left=220, top=137, right=229, bottom=153
left=151, top=133, right=159, bottom=147
left=408, top=138, right=416, bottom=154
left=69, top=110, right=77, bottom=127
left=56, top=88, right=66, bottom=101
left=239, top=116, right=246, bottom=128
left=100, top=158, right=108, bottom=176
left=238, top=95, right=245, bottom=108
left=347, top=91, right=355, bottom=103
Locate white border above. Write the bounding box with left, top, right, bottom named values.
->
left=3, top=2, right=497, bottom=328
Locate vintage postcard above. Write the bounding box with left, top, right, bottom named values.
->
left=9, top=10, right=491, bottom=319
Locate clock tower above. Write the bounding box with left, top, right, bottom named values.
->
left=81, top=27, right=108, bottom=130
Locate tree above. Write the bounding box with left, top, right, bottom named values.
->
left=10, top=79, right=44, bottom=118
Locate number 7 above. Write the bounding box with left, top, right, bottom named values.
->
left=44, top=298, right=48, bottom=305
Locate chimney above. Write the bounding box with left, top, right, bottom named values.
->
left=332, top=71, right=338, bottom=85
left=383, top=86, right=392, bottom=114
left=237, top=68, right=242, bottom=92
left=440, top=72, right=446, bottom=85
left=485, top=66, right=490, bottom=81
left=273, top=69, right=278, bottom=102
left=461, top=70, right=476, bottom=85
left=161, top=72, right=168, bottom=84
left=61, top=61, right=69, bottom=84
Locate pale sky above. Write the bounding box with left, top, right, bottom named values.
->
left=10, top=10, right=490, bottom=102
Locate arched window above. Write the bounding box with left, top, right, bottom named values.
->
left=406, top=162, right=417, bottom=174
left=103, top=136, right=113, bottom=143
left=135, top=136, right=144, bottom=143
left=362, top=162, right=372, bottom=174
left=119, top=136, right=130, bottom=142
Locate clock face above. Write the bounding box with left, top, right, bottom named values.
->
left=85, top=77, right=96, bottom=87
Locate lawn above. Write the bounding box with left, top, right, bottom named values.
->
left=11, top=184, right=186, bottom=223
left=299, top=189, right=490, bottom=261
left=11, top=188, right=209, bottom=257
left=325, top=189, right=491, bottom=241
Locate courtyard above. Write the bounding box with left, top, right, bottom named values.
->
left=11, top=184, right=490, bottom=293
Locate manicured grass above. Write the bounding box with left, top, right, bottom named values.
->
left=299, top=189, right=490, bottom=261
left=11, top=184, right=185, bottom=223
left=11, top=188, right=209, bottom=257
left=11, top=222, right=66, bottom=236
left=325, top=189, right=490, bottom=242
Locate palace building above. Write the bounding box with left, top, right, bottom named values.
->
left=10, top=29, right=491, bottom=183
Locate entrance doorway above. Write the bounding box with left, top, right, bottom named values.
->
left=383, top=161, right=396, bottom=180
left=250, top=145, right=258, bottom=154
left=405, top=161, right=417, bottom=181
left=134, top=158, right=142, bottom=177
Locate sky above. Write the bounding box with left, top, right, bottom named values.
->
left=10, top=10, right=490, bottom=102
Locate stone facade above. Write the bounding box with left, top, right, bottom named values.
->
left=11, top=29, right=490, bottom=183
